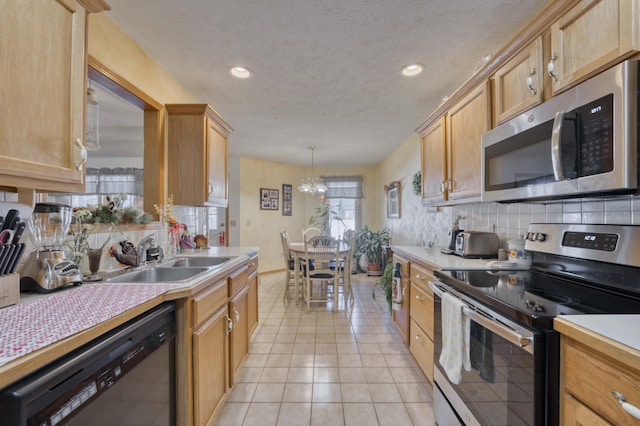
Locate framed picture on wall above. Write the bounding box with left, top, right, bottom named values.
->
left=260, top=188, right=279, bottom=210
left=385, top=181, right=401, bottom=219
left=282, top=184, right=292, bottom=216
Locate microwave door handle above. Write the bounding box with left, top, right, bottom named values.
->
left=551, top=111, right=566, bottom=181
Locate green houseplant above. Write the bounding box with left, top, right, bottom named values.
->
left=355, top=226, right=390, bottom=273
left=372, top=259, right=394, bottom=312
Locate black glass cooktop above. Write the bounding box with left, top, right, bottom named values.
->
left=434, top=261, right=640, bottom=330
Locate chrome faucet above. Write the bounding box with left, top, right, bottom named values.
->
left=137, top=234, right=163, bottom=267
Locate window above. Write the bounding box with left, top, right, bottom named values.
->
left=46, top=167, right=144, bottom=208
left=321, top=176, right=363, bottom=239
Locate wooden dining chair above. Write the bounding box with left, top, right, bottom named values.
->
left=303, top=235, right=340, bottom=312
left=339, top=229, right=357, bottom=305
left=280, top=229, right=297, bottom=301
left=302, top=226, right=323, bottom=241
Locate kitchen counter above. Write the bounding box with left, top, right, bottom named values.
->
left=554, top=314, right=640, bottom=375
left=0, top=246, right=258, bottom=390
left=391, top=245, right=497, bottom=269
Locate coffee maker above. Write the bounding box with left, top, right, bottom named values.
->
left=20, top=203, right=83, bottom=293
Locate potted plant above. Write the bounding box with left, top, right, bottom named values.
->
left=355, top=226, right=390, bottom=274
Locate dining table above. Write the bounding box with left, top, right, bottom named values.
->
left=288, top=241, right=352, bottom=306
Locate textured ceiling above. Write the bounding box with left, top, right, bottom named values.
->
left=102, top=0, right=549, bottom=167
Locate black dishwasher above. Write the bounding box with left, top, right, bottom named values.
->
left=0, top=302, right=176, bottom=426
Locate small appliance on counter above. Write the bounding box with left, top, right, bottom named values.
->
left=20, top=203, right=83, bottom=293
left=453, top=231, right=499, bottom=258
left=440, top=215, right=464, bottom=255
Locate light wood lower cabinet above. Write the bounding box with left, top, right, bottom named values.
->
left=229, top=285, right=249, bottom=386
left=247, top=256, right=259, bottom=336
left=176, top=255, right=259, bottom=426
left=193, top=303, right=229, bottom=426
left=408, top=262, right=436, bottom=383
left=392, top=255, right=410, bottom=345
left=556, top=318, right=640, bottom=426
left=189, top=278, right=229, bottom=426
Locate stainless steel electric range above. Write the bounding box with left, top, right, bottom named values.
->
left=430, top=223, right=640, bottom=426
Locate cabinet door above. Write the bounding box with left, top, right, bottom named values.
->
left=247, top=270, right=259, bottom=336
left=193, top=305, right=229, bottom=426
left=166, top=104, right=231, bottom=206
left=492, top=37, right=544, bottom=125
left=229, top=286, right=249, bottom=386
left=206, top=120, right=228, bottom=207
left=562, top=393, right=613, bottom=426
left=420, top=117, right=447, bottom=204
left=409, top=319, right=434, bottom=384
left=392, top=255, right=410, bottom=345
left=549, top=0, right=640, bottom=93
left=0, top=0, right=86, bottom=190
left=446, top=81, right=491, bottom=201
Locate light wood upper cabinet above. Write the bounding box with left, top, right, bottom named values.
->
left=549, top=0, right=640, bottom=94
left=492, top=37, right=545, bottom=125
left=420, top=117, right=447, bottom=204
left=419, top=81, right=489, bottom=205
left=0, top=0, right=106, bottom=192
left=166, top=104, right=233, bottom=207
left=445, top=81, right=491, bottom=202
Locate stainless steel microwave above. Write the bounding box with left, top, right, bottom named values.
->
left=481, top=60, right=639, bottom=202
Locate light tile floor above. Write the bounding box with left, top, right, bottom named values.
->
left=215, top=272, right=436, bottom=426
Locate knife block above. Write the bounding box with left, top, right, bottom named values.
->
left=0, top=273, right=19, bottom=308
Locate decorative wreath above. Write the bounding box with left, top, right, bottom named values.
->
left=412, top=171, right=421, bottom=196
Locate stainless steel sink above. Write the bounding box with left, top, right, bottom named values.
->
left=161, top=257, right=233, bottom=268
left=105, top=267, right=209, bottom=283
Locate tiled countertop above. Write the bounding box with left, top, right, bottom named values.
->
left=0, top=246, right=258, bottom=388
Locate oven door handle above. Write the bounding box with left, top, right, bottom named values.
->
left=461, top=307, right=532, bottom=351
left=428, top=281, right=533, bottom=353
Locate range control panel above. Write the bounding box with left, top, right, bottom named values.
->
left=561, top=231, right=618, bottom=251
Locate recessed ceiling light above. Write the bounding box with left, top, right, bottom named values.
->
left=229, top=66, right=252, bottom=79
left=400, top=63, right=424, bottom=77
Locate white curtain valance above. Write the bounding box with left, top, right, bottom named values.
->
left=86, top=167, right=144, bottom=196
left=320, top=175, right=363, bottom=199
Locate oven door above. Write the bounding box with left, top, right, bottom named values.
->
left=429, top=281, right=547, bottom=426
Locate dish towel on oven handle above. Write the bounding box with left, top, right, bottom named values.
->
left=438, top=291, right=471, bottom=384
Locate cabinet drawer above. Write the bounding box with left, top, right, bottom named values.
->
left=410, top=263, right=434, bottom=293
left=247, top=255, right=258, bottom=275
left=563, top=392, right=613, bottom=426
left=409, top=318, right=434, bottom=383
left=563, top=338, right=640, bottom=425
left=229, top=266, right=249, bottom=297
left=410, top=283, right=434, bottom=339
left=193, top=279, right=228, bottom=327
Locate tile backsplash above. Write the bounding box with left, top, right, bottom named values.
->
left=386, top=193, right=640, bottom=250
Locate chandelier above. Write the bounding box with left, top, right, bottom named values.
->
left=298, top=146, right=327, bottom=195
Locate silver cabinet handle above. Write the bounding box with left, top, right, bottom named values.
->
left=612, top=391, right=640, bottom=419
left=234, top=308, right=240, bottom=323
left=415, top=274, right=426, bottom=280
left=547, top=52, right=558, bottom=82
left=208, top=180, right=213, bottom=196
left=226, top=315, right=233, bottom=334
left=527, top=69, right=537, bottom=95
left=74, top=138, right=87, bottom=171
left=415, top=295, right=426, bottom=301
left=414, top=334, right=424, bottom=344
left=439, top=180, right=446, bottom=194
